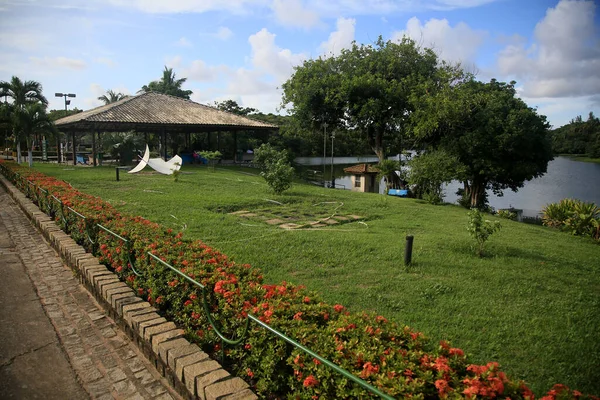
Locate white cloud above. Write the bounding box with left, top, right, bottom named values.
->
left=215, top=26, right=233, bottom=40
left=393, top=17, right=486, bottom=64
left=94, top=57, right=117, bottom=68
left=496, top=0, right=600, bottom=98
left=183, top=60, right=225, bottom=82
left=272, top=0, right=319, bottom=28
left=319, top=17, right=356, bottom=56
left=105, top=0, right=267, bottom=14
left=165, top=56, right=183, bottom=68
left=84, top=83, right=107, bottom=109
left=248, top=28, right=306, bottom=82
left=29, top=56, right=87, bottom=70
left=175, top=37, right=193, bottom=47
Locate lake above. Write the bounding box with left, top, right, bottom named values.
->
left=295, top=156, right=600, bottom=217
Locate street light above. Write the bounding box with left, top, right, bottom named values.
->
left=330, top=132, right=335, bottom=187
left=55, top=92, right=76, bottom=113
left=55, top=92, right=76, bottom=163
left=322, top=122, right=328, bottom=187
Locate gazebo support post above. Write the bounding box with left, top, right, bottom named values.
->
left=92, top=130, right=97, bottom=167
left=56, top=133, right=62, bottom=164
left=161, top=128, right=167, bottom=161
left=233, top=131, right=238, bottom=163
left=72, top=132, right=76, bottom=166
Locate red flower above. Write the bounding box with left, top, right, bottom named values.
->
left=303, top=296, right=310, bottom=304
left=293, top=312, right=303, bottom=321
left=435, top=379, right=452, bottom=397
left=333, top=304, right=344, bottom=313
left=247, top=368, right=254, bottom=378
left=360, top=362, right=379, bottom=378
left=183, top=300, right=192, bottom=307
left=303, top=375, right=319, bottom=388
left=449, top=348, right=464, bottom=357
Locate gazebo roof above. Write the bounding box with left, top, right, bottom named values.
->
left=54, top=92, right=278, bottom=133
left=343, top=164, right=380, bottom=175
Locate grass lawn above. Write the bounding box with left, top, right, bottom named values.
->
left=33, top=163, right=600, bottom=396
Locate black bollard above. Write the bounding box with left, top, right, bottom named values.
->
left=404, top=235, right=414, bottom=266
left=116, top=167, right=120, bottom=181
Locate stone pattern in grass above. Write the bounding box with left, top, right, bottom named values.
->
left=229, top=208, right=363, bottom=229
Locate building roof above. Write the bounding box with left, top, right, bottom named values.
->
left=343, top=163, right=380, bottom=174
left=53, top=91, right=278, bottom=133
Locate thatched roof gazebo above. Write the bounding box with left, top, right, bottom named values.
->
left=53, top=91, right=278, bottom=165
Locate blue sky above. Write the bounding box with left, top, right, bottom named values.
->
left=1, top=0, right=598, bottom=128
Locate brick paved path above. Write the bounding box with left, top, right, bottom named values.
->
left=0, top=184, right=181, bottom=400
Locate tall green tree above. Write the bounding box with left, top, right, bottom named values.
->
left=412, top=78, right=553, bottom=208
left=140, top=66, right=192, bottom=99
left=282, top=36, right=439, bottom=162
left=0, top=76, right=48, bottom=163
left=98, top=89, right=126, bottom=104
left=16, top=102, right=55, bottom=167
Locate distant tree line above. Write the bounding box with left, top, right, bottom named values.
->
left=550, top=112, right=600, bottom=158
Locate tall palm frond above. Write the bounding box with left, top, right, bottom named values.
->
left=139, top=66, right=192, bottom=99
left=98, top=89, right=126, bottom=104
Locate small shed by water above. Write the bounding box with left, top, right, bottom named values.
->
left=343, top=164, right=380, bottom=193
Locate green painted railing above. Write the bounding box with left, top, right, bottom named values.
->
left=0, top=165, right=395, bottom=400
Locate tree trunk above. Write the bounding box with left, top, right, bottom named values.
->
left=16, top=141, right=22, bottom=164
left=469, top=181, right=484, bottom=208
left=367, top=127, right=385, bottom=163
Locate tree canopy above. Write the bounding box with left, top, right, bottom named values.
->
left=140, top=66, right=192, bottom=99
left=213, top=99, right=257, bottom=116
left=281, top=36, right=439, bottom=162
left=412, top=78, right=553, bottom=207
left=0, top=76, right=49, bottom=164
left=550, top=112, right=600, bottom=158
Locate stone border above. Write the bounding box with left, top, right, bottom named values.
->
left=0, top=175, right=256, bottom=400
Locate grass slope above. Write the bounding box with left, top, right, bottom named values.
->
left=34, top=163, right=600, bottom=395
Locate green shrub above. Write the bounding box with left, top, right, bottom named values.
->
left=497, top=209, right=518, bottom=221
left=199, top=150, right=222, bottom=171
left=467, top=209, right=502, bottom=257
left=542, top=198, right=600, bottom=240
left=254, top=144, right=294, bottom=194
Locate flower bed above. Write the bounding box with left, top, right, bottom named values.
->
left=1, top=160, right=595, bottom=399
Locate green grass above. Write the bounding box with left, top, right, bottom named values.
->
left=33, top=163, right=600, bottom=396
left=561, top=154, right=600, bottom=164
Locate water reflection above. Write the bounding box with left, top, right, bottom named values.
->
left=296, top=156, right=600, bottom=217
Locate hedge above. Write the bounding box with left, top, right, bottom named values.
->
left=1, top=160, right=595, bottom=400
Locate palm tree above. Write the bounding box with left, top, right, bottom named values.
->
left=0, top=76, right=48, bottom=163
left=16, top=102, right=55, bottom=167
left=140, top=66, right=192, bottom=99
left=98, top=90, right=126, bottom=104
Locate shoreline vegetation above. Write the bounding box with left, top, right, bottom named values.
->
left=18, top=162, right=600, bottom=397
left=561, top=154, right=600, bottom=164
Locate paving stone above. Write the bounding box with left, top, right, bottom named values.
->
left=183, top=359, right=222, bottom=395
left=157, top=337, right=190, bottom=364
left=151, top=329, right=185, bottom=354
left=167, top=344, right=201, bottom=371
left=204, top=378, right=250, bottom=400
left=222, top=388, right=258, bottom=400
left=196, top=369, right=230, bottom=399
left=175, top=351, right=210, bottom=381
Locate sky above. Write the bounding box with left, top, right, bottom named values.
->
left=0, top=0, right=598, bottom=129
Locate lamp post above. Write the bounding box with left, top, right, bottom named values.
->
left=322, top=122, right=328, bottom=187
left=330, top=132, right=335, bottom=187
left=55, top=92, right=76, bottom=163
